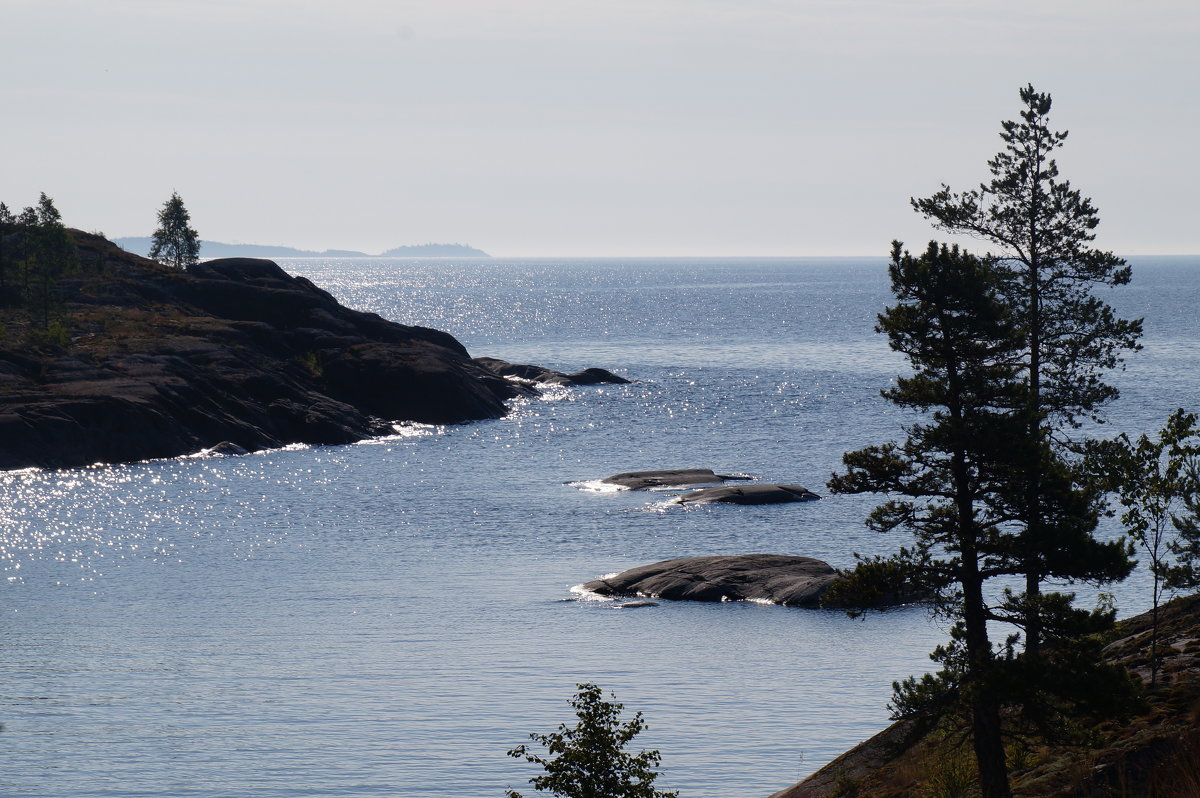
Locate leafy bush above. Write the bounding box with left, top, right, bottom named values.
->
left=506, top=683, right=677, bottom=798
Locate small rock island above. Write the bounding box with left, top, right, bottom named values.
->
left=600, top=468, right=747, bottom=490
left=582, top=554, right=840, bottom=607
left=675, top=484, right=820, bottom=504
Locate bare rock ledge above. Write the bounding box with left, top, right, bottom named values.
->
left=674, top=484, right=820, bottom=504
left=601, top=468, right=751, bottom=490
left=582, top=554, right=839, bottom=607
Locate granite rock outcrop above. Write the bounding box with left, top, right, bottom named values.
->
left=0, top=235, right=624, bottom=470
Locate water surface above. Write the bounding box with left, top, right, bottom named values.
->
left=1, top=256, right=1195, bottom=797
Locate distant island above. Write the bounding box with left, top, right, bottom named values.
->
left=113, top=238, right=490, bottom=259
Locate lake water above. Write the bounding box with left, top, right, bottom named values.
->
left=2, top=256, right=1197, bottom=797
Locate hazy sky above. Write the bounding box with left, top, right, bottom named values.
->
left=5, top=0, right=1197, bottom=256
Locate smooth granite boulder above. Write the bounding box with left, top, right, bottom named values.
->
left=601, top=468, right=748, bottom=490
left=582, top=554, right=838, bottom=607
left=675, top=484, right=820, bottom=504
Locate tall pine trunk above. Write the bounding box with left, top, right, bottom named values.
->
left=949, top=355, right=1012, bottom=798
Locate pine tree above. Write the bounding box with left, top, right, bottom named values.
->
left=0, top=202, right=13, bottom=305
left=149, top=192, right=200, bottom=269
left=911, top=84, right=1141, bottom=657
left=16, top=205, right=37, bottom=300
left=31, top=193, right=78, bottom=329
left=830, top=241, right=1030, bottom=798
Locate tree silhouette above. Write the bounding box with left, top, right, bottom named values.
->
left=830, top=241, right=1032, bottom=798
left=149, top=191, right=200, bottom=269
left=506, top=684, right=677, bottom=798
left=911, top=84, right=1141, bottom=658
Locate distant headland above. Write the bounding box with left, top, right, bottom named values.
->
left=0, top=231, right=626, bottom=471
left=113, top=237, right=490, bottom=259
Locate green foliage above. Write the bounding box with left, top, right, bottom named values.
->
left=1094, top=409, right=1200, bottom=683
left=1168, top=463, right=1200, bottom=590
left=828, top=241, right=1028, bottom=612
left=149, top=192, right=201, bottom=269
left=920, top=737, right=977, bottom=798
left=911, top=84, right=1141, bottom=658
left=0, top=201, right=15, bottom=305
left=26, top=320, right=70, bottom=353
left=0, top=192, right=78, bottom=323
left=821, top=551, right=930, bottom=613
left=831, top=85, right=1144, bottom=798
left=300, top=350, right=324, bottom=378
left=506, top=683, right=677, bottom=798
left=890, top=667, right=959, bottom=722
left=911, top=84, right=1140, bottom=430
left=830, top=240, right=1024, bottom=796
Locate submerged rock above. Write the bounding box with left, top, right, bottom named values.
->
left=601, top=468, right=749, bottom=490
left=610, top=600, right=659, bottom=609
left=473, top=357, right=630, bottom=387
left=675, top=484, right=820, bottom=504
left=582, top=554, right=839, bottom=607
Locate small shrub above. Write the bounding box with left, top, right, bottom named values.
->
left=922, top=748, right=976, bottom=798
left=506, top=683, right=677, bottom=798
left=27, top=321, right=69, bottom=352
left=300, top=350, right=323, bottom=378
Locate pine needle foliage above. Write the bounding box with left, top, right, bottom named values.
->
left=911, top=84, right=1141, bottom=657
left=149, top=192, right=200, bottom=269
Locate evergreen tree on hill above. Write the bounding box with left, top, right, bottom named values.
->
left=0, top=202, right=14, bottom=304
left=911, top=84, right=1141, bottom=659
left=829, top=240, right=1029, bottom=798
left=149, top=191, right=200, bottom=269
left=829, top=85, right=1142, bottom=798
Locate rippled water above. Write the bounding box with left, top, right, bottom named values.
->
left=1, top=256, right=1196, bottom=797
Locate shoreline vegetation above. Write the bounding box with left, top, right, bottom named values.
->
left=769, top=592, right=1200, bottom=798
left=795, top=83, right=1200, bottom=798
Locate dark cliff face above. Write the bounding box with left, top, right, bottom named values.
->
left=0, top=236, right=524, bottom=470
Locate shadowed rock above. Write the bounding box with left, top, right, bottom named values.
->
left=208, top=441, right=249, bottom=456
left=601, top=468, right=750, bottom=490
left=582, top=554, right=838, bottom=607
left=675, top=484, right=820, bottom=504
left=474, top=357, right=630, bottom=387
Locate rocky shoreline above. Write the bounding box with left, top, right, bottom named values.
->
left=768, top=594, right=1200, bottom=797
left=0, top=232, right=625, bottom=470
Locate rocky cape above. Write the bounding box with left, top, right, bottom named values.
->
left=0, top=233, right=622, bottom=470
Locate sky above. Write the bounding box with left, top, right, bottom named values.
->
left=4, top=0, right=1198, bottom=257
